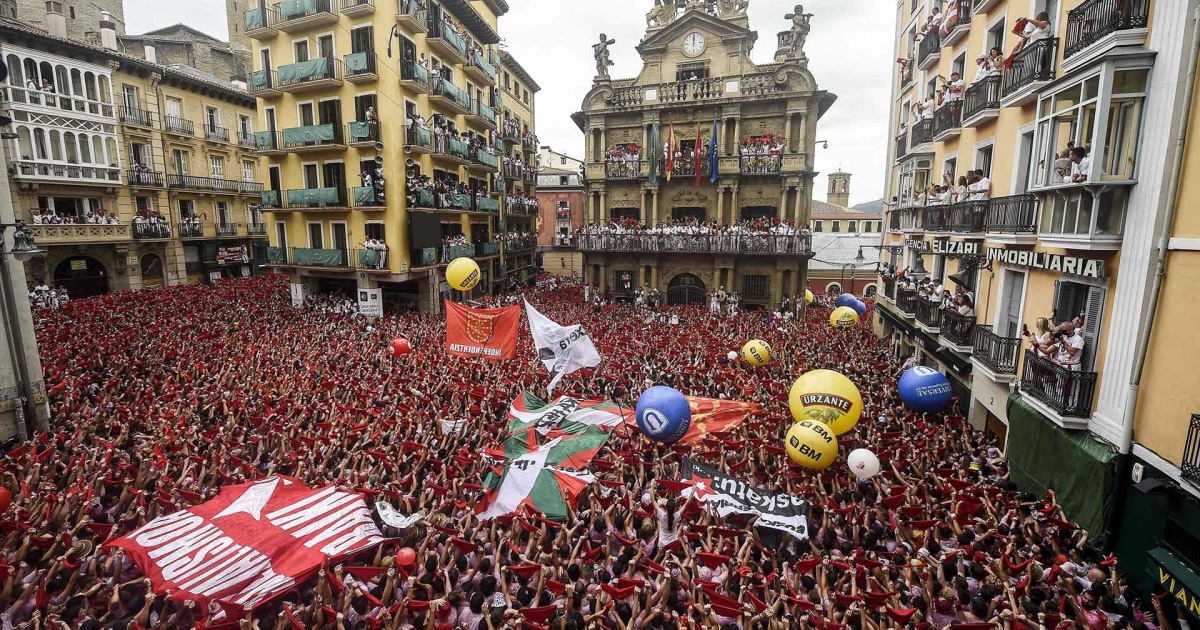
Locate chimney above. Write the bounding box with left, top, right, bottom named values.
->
left=44, top=1, right=66, bottom=38
left=144, top=45, right=157, bottom=64
left=99, top=11, right=118, bottom=51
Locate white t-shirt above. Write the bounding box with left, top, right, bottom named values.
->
left=1056, top=332, right=1084, bottom=366
left=1071, top=156, right=1092, bottom=182
left=946, top=79, right=964, bottom=101
left=972, top=177, right=991, bottom=200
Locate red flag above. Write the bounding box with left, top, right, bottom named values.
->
left=444, top=300, right=520, bottom=361
left=625, top=396, right=760, bottom=444
left=665, top=121, right=675, bottom=181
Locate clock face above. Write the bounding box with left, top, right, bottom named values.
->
left=683, top=32, right=706, bottom=56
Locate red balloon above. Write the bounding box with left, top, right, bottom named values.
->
left=0, top=487, right=11, bottom=514
left=388, top=337, right=411, bottom=357
left=397, top=547, right=417, bottom=567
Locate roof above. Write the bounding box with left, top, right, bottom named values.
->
left=130, top=23, right=226, bottom=44
left=498, top=50, right=541, bottom=92
left=165, top=63, right=242, bottom=92
left=810, top=200, right=877, bottom=218
left=808, top=234, right=881, bottom=271
left=441, top=0, right=500, bottom=44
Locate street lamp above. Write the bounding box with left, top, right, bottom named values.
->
left=0, top=220, right=45, bottom=442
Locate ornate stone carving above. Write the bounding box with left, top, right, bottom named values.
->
left=717, top=0, right=749, bottom=15
left=784, top=5, right=812, bottom=58
left=669, top=188, right=710, bottom=205
left=593, top=34, right=616, bottom=79
left=646, top=0, right=677, bottom=28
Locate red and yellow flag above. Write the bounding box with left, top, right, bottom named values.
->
left=445, top=300, right=520, bottom=361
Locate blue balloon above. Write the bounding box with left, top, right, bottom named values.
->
left=636, top=386, right=692, bottom=443
left=836, top=293, right=858, bottom=308
left=852, top=300, right=867, bottom=316
left=898, top=367, right=954, bottom=413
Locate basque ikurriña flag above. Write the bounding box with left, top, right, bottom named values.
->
left=477, top=437, right=598, bottom=522
left=491, top=393, right=615, bottom=468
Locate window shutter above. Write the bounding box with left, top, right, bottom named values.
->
left=1051, top=280, right=1071, bottom=325
left=1081, top=286, right=1105, bottom=371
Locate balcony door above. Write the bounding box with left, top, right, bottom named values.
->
left=318, top=99, right=340, bottom=126
left=130, top=142, right=151, bottom=168
left=216, top=202, right=231, bottom=225
left=1052, top=281, right=1105, bottom=371
left=331, top=223, right=348, bottom=254
left=269, top=165, right=282, bottom=192
left=302, top=163, right=320, bottom=189
left=317, top=35, right=334, bottom=60
left=260, top=49, right=272, bottom=73
left=997, top=270, right=1025, bottom=338
left=166, top=97, right=181, bottom=119
left=172, top=149, right=189, bottom=175
left=351, top=26, right=372, bottom=54
left=299, top=103, right=315, bottom=127
left=308, top=223, right=324, bottom=249
left=122, top=84, right=138, bottom=110
left=294, top=41, right=310, bottom=63
left=323, top=162, right=346, bottom=198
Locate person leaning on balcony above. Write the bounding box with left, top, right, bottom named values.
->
left=1008, top=12, right=1052, bottom=65
left=969, top=169, right=991, bottom=200
left=944, top=72, right=964, bottom=102
left=1069, top=146, right=1092, bottom=183
left=1052, top=321, right=1085, bottom=370
left=1025, top=317, right=1058, bottom=359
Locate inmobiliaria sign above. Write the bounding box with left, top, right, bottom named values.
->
left=107, top=476, right=384, bottom=616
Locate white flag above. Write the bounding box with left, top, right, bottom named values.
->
left=524, top=300, right=601, bottom=394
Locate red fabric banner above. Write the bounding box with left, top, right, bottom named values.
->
left=106, top=476, right=384, bottom=616
left=444, top=300, right=520, bottom=361
left=625, top=396, right=760, bottom=444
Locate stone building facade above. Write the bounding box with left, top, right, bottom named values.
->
left=575, top=1, right=835, bottom=308
left=10, top=0, right=125, bottom=41
left=120, top=24, right=252, bottom=84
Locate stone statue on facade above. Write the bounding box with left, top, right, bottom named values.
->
left=593, top=34, right=616, bottom=79
left=784, top=5, right=813, bottom=57
left=646, top=0, right=676, bottom=28
left=718, top=0, right=750, bottom=16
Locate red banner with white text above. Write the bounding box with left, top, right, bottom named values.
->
left=445, top=300, right=520, bottom=360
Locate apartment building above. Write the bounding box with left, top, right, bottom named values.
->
left=535, top=147, right=585, bottom=278
left=873, top=0, right=1200, bottom=594
left=497, top=49, right=538, bottom=289
left=240, top=0, right=519, bottom=312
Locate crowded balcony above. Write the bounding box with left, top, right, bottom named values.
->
left=244, top=6, right=280, bottom=39
left=339, top=0, right=373, bottom=17
left=280, top=123, right=346, bottom=153
left=277, top=57, right=343, bottom=93
left=28, top=222, right=131, bottom=245
left=915, top=299, right=942, bottom=333
left=999, top=38, right=1057, bottom=106
left=118, top=106, right=155, bottom=128
left=961, top=75, right=1001, bottom=127
left=348, top=121, right=380, bottom=149
left=895, top=288, right=918, bottom=316
left=740, top=154, right=782, bottom=176
left=400, top=60, right=430, bottom=92
left=1063, top=0, right=1150, bottom=70
left=476, top=242, right=500, bottom=258
left=274, top=0, right=337, bottom=33
left=11, top=160, right=121, bottom=186
left=166, top=174, right=263, bottom=195
left=254, top=131, right=285, bottom=155
left=939, top=1, right=972, bottom=47
left=921, top=205, right=949, bottom=232
left=203, top=124, right=230, bottom=143
left=351, top=186, right=385, bottom=210
left=983, top=194, right=1038, bottom=243
left=503, top=234, right=537, bottom=251
left=285, top=187, right=349, bottom=210
left=3, top=85, right=116, bottom=119
left=163, top=115, right=194, bottom=136
left=271, top=247, right=390, bottom=272
left=247, top=223, right=268, bottom=236
left=216, top=223, right=241, bottom=237
left=468, top=98, right=498, bottom=129
left=467, top=146, right=499, bottom=173
left=898, top=206, right=924, bottom=233
left=396, top=1, right=427, bottom=34
left=604, top=71, right=783, bottom=109
left=605, top=160, right=641, bottom=180
left=477, top=197, right=500, bottom=213
left=408, top=187, right=492, bottom=214
left=971, top=325, right=1020, bottom=381
left=671, top=155, right=710, bottom=179
left=345, top=52, right=379, bottom=83
left=946, top=200, right=986, bottom=233
left=465, top=50, right=498, bottom=85
left=507, top=195, right=537, bottom=216
left=553, top=235, right=575, bottom=247
left=909, top=119, right=933, bottom=151
left=440, top=243, right=476, bottom=263
left=575, top=232, right=811, bottom=257
left=132, top=221, right=172, bottom=240
left=932, top=100, right=962, bottom=141
left=431, top=135, right=470, bottom=165
left=522, top=134, right=537, bottom=153
left=178, top=221, right=207, bottom=238
left=940, top=309, right=976, bottom=352
left=917, top=34, right=941, bottom=71
left=430, top=77, right=471, bottom=115
left=126, top=169, right=164, bottom=188
left=238, top=131, right=257, bottom=149
left=426, top=19, right=469, bottom=66
left=406, top=127, right=433, bottom=154
left=248, top=70, right=281, bottom=97
left=1019, top=350, right=1098, bottom=426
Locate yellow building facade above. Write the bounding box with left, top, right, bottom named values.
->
left=241, top=0, right=520, bottom=312
left=498, top=49, right=539, bottom=287
left=2, top=19, right=265, bottom=297
left=874, top=0, right=1200, bottom=592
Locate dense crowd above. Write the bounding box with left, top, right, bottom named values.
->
left=0, top=274, right=1187, bottom=630
left=29, top=208, right=120, bottom=225
left=576, top=218, right=811, bottom=253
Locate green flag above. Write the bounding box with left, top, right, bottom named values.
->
left=648, top=122, right=660, bottom=185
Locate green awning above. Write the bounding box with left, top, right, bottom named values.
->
left=279, top=0, right=317, bottom=20
left=345, top=52, right=371, bottom=72
left=410, top=63, right=430, bottom=85
left=286, top=187, right=341, bottom=206
left=1148, top=547, right=1200, bottom=618
left=410, top=126, right=432, bottom=148
left=450, top=193, right=471, bottom=209
left=414, top=188, right=434, bottom=207
left=293, top=247, right=346, bottom=266
left=266, top=246, right=285, bottom=263
left=478, top=197, right=499, bottom=212
left=358, top=249, right=380, bottom=268
left=278, top=57, right=329, bottom=83
left=249, top=70, right=271, bottom=90
left=447, top=243, right=473, bottom=259
left=282, top=124, right=335, bottom=144
left=348, top=121, right=372, bottom=140
left=416, top=248, right=437, bottom=267
left=475, top=149, right=498, bottom=168
left=449, top=138, right=468, bottom=159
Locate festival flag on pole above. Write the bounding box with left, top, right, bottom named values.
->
left=694, top=117, right=702, bottom=187
left=477, top=437, right=598, bottom=522
left=524, top=300, right=601, bottom=394
left=444, top=300, right=520, bottom=361
left=648, top=122, right=660, bottom=185
left=665, top=121, right=675, bottom=181
left=709, top=115, right=721, bottom=184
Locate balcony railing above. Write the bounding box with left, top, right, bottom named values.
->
left=247, top=223, right=267, bottom=235
left=922, top=205, right=949, bottom=232
left=941, top=309, right=976, bottom=347
left=740, top=155, right=782, bottom=175
left=281, top=123, right=345, bottom=150
left=164, top=116, right=194, bottom=135
left=900, top=58, right=914, bottom=90
left=345, top=51, right=378, bottom=79
left=477, top=197, right=500, bottom=213
left=352, top=185, right=385, bottom=208
left=204, top=124, right=230, bottom=143
left=672, top=157, right=711, bottom=178
left=408, top=188, right=492, bottom=213
left=406, top=126, right=433, bottom=151
left=962, top=75, right=1001, bottom=122
left=133, top=222, right=172, bottom=239
left=249, top=70, right=280, bottom=95
left=471, top=99, right=497, bottom=127
left=12, top=161, right=121, bottom=184
left=476, top=242, right=500, bottom=257
left=29, top=223, right=131, bottom=244
left=286, top=187, right=348, bottom=209
left=933, top=100, right=962, bottom=137
left=504, top=235, right=538, bottom=251
left=430, top=76, right=471, bottom=112
left=401, top=60, right=430, bottom=89
left=983, top=194, right=1038, bottom=234
left=605, top=160, right=641, bottom=180
left=291, top=247, right=349, bottom=268
left=896, top=288, right=919, bottom=314
left=441, top=243, right=475, bottom=263
left=238, top=131, right=257, bottom=148
left=3, top=85, right=115, bottom=117
left=940, top=0, right=972, bottom=44
left=1064, top=0, right=1150, bottom=60
left=508, top=197, right=537, bottom=216
left=277, top=0, right=334, bottom=22
left=341, top=0, right=373, bottom=11
left=127, top=169, right=164, bottom=187
left=917, top=34, right=941, bottom=68
left=178, top=222, right=206, bottom=238
left=244, top=5, right=279, bottom=32
left=1020, top=350, right=1098, bottom=418
left=467, top=50, right=498, bottom=82
left=658, top=78, right=724, bottom=104
left=260, top=189, right=283, bottom=209
left=575, top=233, right=811, bottom=256
left=427, top=19, right=468, bottom=61
left=167, top=174, right=263, bottom=194
left=119, top=106, right=155, bottom=127
left=883, top=278, right=896, bottom=301
left=971, top=325, right=1020, bottom=375
left=470, top=147, right=499, bottom=170
left=255, top=131, right=283, bottom=152
left=898, top=206, right=924, bottom=231
left=895, top=132, right=908, bottom=160
left=1183, top=415, right=1200, bottom=484
left=1000, top=38, right=1057, bottom=100
left=910, top=119, right=933, bottom=147
left=947, top=200, right=987, bottom=232
left=396, top=2, right=427, bottom=30
left=216, top=223, right=241, bottom=237
left=277, top=56, right=343, bottom=89
left=348, top=120, right=380, bottom=145
left=915, top=300, right=942, bottom=330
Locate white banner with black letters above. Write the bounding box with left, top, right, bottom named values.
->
left=524, top=300, right=601, bottom=394
left=679, top=458, right=810, bottom=540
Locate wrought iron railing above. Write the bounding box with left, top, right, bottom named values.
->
left=941, top=310, right=976, bottom=347
left=277, top=56, right=343, bottom=89
left=127, top=170, right=164, bottom=187
left=427, top=18, right=468, bottom=59
left=940, top=0, right=972, bottom=42
left=430, top=76, right=471, bottom=111
left=244, top=5, right=279, bottom=31
left=933, top=100, right=962, bottom=137
left=671, top=157, right=711, bottom=178
left=1183, top=415, right=1200, bottom=484
left=1064, top=0, right=1150, bottom=59
left=971, top=325, right=1020, bottom=375
left=166, top=174, right=262, bottom=194
left=247, top=223, right=267, bottom=235
left=204, top=124, right=230, bottom=143
left=1000, top=38, right=1057, bottom=99
left=575, top=233, right=811, bottom=256
left=345, top=51, right=378, bottom=78
left=164, top=116, right=194, bottom=135
left=119, top=106, right=155, bottom=127
left=401, top=60, right=430, bottom=88
left=898, top=207, right=924, bottom=231
left=178, top=222, right=205, bottom=238
left=133, top=222, right=172, bottom=239
left=916, top=300, right=942, bottom=329
left=983, top=194, right=1038, bottom=233
left=962, top=75, right=1001, bottom=121
left=947, top=200, right=987, bottom=232
left=911, top=119, right=933, bottom=147
left=277, top=0, right=334, bottom=22
left=1020, top=350, right=1098, bottom=418
left=475, top=242, right=500, bottom=257
left=922, top=205, right=949, bottom=232
left=896, top=288, right=919, bottom=314
left=280, top=123, right=345, bottom=149
left=605, top=160, right=641, bottom=180
left=918, top=33, right=941, bottom=67
left=895, top=132, right=908, bottom=160
left=740, top=155, right=782, bottom=175
left=216, top=223, right=240, bottom=237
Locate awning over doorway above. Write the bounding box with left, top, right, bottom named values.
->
left=1148, top=547, right=1200, bottom=618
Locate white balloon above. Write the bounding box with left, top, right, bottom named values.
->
left=727, top=351, right=738, bottom=361
left=847, top=448, right=881, bottom=480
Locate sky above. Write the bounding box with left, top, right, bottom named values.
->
left=123, top=0, right=895, bottom=207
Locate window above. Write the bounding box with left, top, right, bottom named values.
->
left=560, top=156, right=567, bottom=165
left=985, top=21, right=1005, bottom=56
left=317, top=35, right=334, bottom=58
left=165, top=97, right=182, bottom=118
left=308, top=222, right=324, bottom=248
left=976, top=144, right=993, bottom=177
left=814, top=220, right=823, bottom=232
left=242, top=160, right=256, bottom=182
left=1051, top=280, right=1105, bottom=371
left=298, top=102, right=315, bottom=126
left=302, top=163, right=319, bottom=188
left=239, top=114, right=252, bottom=136
left=135, top=196, right=154, bottom=212
left=206, top=106, right=220, bottom=128
left=130, top=142, right=151, bottom=168
left=216, top=202, right=231, bottom=225
left=178, top=199, right=196, bottom=218
left=350, top=26, right=372, bottom=54
left=210, top=156, right=224, bottom=178
left=523, top=88, right=529, bottom=104
left=675, top=66, right=710, bottom=81
left=68, top=6, right=74, bottom=18
left=944, top=156, right=958, bottom=182
left=365, top=222, right=385, bottom=241
left=503, top=72, right=510, bottom=90
left=122, top=84, right=138, bottom=109
left=832, top=221, right=841, bottom=233
left=848, top=221, right=858, bottom=232
left=172, top=149, right=188, bottom=175
left=559, top=176, right=569, bottom=186
left=275, top=221, right=288, bottom=249
left=294, top=40, right=310, bottom=62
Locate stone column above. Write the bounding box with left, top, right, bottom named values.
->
left=716, top=186, right=725, bottom=225
left=793, top=184, right=803, bottom=222
left=639, top=190, right=647, bottom=223
left=733, top=118, right=741, bottom=148
left=599, top=262, right=608, bottom=292
left=780, top=184, right=791, bottom=221
left=731, top=185, right=739, bottom=222
left=599, top=190, right=607, bottom=224
left=650, top=265, right=659, bottom=291
left=651, top=190, right=659, bottom=225
left=588, top=190, right=596, bottom=223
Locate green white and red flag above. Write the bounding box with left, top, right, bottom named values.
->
left=476, top=437, right=597, bottom=522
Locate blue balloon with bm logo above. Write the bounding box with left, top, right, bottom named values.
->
left=636, top=386, right=692, bottom=443
left=898, top=366, right=954, bottom=413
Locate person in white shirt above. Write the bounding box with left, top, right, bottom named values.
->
left=971, top=169, right=991, bottom=200
left=944, top=72, right=964, bottom=102
left=1069, top=146, right=1092, bottom=183
left=1053, top=321, right=1085, bottom=369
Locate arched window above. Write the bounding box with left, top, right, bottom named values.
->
left=864, top=285, right=878, bottom=298
left=55, top=66, right=70, bottom=109
left=78, top=134, right=92, bottom=163
left=20, top=56, right=37, bottom=84
left=39, top=61, right=53, bottom=87
left=92, top=135, right=104, bottom=164
left=64, top=132, right=78, bottom=162
left=105, top=138, right=118, bottom=166
left=47, top=130, right=62, bottom=160
left=825, top=282, right=842, bottom=294
left=84, top=71, right=99, bottom=113
left=16, top=127, right=33, bottom=160
left=33, top=128, right=48, bottom=160
left=98, top=76, right=112, bottom=104
left=6, top=55, right=23, bottom=90
left=70, top=68, right=84, bottom=98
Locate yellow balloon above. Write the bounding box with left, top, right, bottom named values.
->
left=805, top=289, right=814, bottom=304
left=788, top=369, right=863, bottom=435
left=785, top=420, right=839, bottom=470
left=446, top=257, right=481, bottom=291
left=742, top=340, right=771, bottom=367
left=830, top=306, right=859, bottom=329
